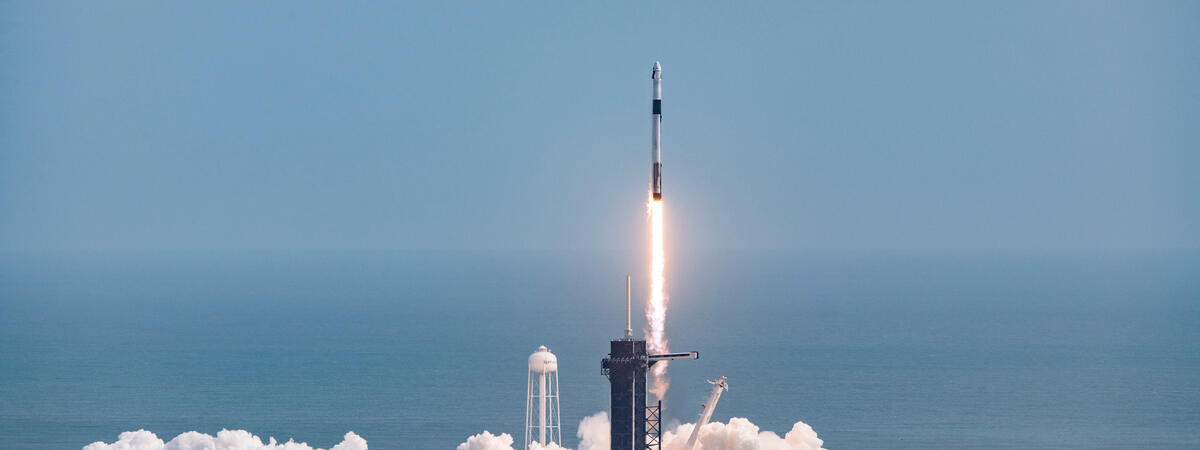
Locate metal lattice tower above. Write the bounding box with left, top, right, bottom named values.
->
left=646, top=400, right=662, bottom=450
left=525, top=345, right=561, bottom=450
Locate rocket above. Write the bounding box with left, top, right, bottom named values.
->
left=650, top=61, right=663, bottom=201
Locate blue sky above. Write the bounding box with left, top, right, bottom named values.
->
left=2, top=2, right=1196, bottom=252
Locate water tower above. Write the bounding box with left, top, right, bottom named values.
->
left=525, top=345, right=561, bottom=449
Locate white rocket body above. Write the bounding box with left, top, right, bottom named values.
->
left=651, top=61, right=663, bottom=201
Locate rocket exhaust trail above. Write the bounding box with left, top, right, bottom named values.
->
left=647, top=197, right=669, bottom=398
left=646, top=62, right=670, bottom=398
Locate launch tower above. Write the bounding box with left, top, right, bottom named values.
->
left=602, top=277, right=697, bottom=450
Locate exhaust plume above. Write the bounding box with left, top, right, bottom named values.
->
left=646, top=197, right=670, bottom=398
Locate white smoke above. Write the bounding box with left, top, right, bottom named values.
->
left=662, top=418, right=825, bottom=450
left=454, top=430, right=570, bottom=450
left=458, top=412, right=823, bottom=450
left=455, top=431, right=516, bottom=450
left=575, top=412, right=610, bottom=450
left=83, top=430, right=367, bottom=450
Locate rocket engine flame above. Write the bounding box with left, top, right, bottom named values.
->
left=647, top=196, right=670, bottom=398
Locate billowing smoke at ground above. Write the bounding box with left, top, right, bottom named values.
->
left=574, top=412, right=611, bottom=450
left=662, top=418, right=825, bottom=450
left=455, top=430, right=558, bottom=450
left=83, top=430, right=367, bottom=450
left=455, top=412, right=607, bottom=450
left=85, top=413, right=821, bottom=450
left=458, top=412, right=824, bottom=450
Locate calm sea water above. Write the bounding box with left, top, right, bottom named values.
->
left=0, top=250, right=1197, bottom=449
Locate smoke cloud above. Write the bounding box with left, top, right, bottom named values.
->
left=459, top=412, right=823, bottom=450
left=454, top=430, right=569, bottom=450
left=662, top=418, right=825, bottom=450
left=89, top=413, right=820, bottom=450
left=83, top=430, right=367, bottom=450
left=575, top=412, right=610, bottom=450
left=455, top=431, right=516, bottom=450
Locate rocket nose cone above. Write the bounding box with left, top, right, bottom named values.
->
left=654, top=61, right=661, bottom=70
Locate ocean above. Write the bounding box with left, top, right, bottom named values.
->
left=0, top=250, right=1196, bottom=449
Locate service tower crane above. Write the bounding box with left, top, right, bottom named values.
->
left=684, top=376, right=729, bottom=450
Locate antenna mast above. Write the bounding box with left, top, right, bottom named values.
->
left=625, top=275, right=633, bottom=338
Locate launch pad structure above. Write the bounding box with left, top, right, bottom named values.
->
left=603, top=276, right=698, bottom=450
